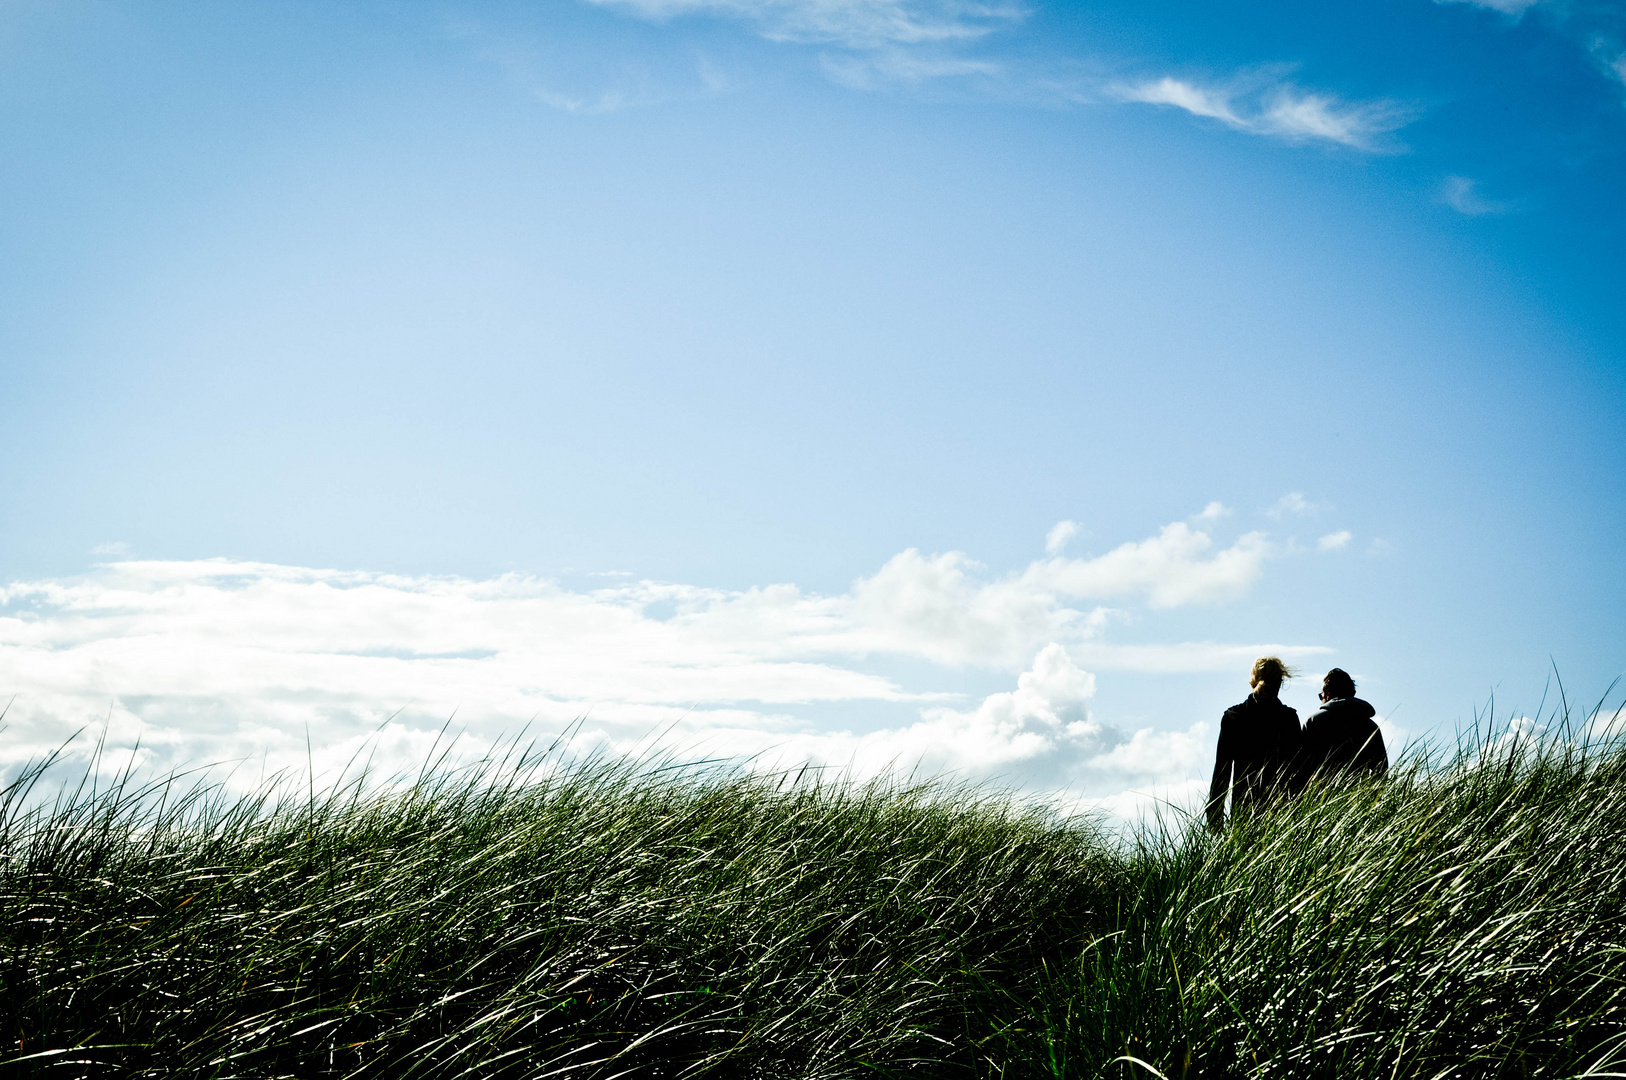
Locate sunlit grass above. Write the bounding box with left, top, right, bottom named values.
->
left=4, top=709, right=1625, bottom=1078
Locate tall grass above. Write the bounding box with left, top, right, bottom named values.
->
left=3, top=714, right=1625, bottom=1078
left=0, top=739, right=1120, bottom=1077
left=990, top=722, right=1626, bottom=1079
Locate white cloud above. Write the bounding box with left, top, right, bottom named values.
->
left=1259, top=90, right=1413, bottom=148
left=1196, top=501, right=1231, bottom=520
left=448, top=18, right=680, bottom=115
left=1441, top=175, right=1509, bottom=216
left=532, top=85, right=663, bottom=115
left=1266, top=491, right=1327, bottom=518
left=586, top=0, right=1024, bottom=49
left=820, top=46, right=1001, bottom=87
left=0, top=519, right=1312, bottom=814
left=1436, top=0, right=1539, bottom=15
left=1117, top=76, right=1244, bottom=125
left=1071, top=640, right=1331, bottom=674
left=91, top=541, right=131, bottom=556
left=581, top=0, right=1025, bottom=92
left=1113, top=74, right=1414, bottom=151
left=1612, top=53, right=1626, bottom=88
left=760, top=642, right=1106, bottom=786
left=1374, top=711, right=1410, bottom=759
left=1585, top=706, right=1626, bottom=742
left=1318, top=530, right=1352, bottom=551
left=1044, top=520, right=1080, bottom=556
left=1025, top=523, right=1272, bottom=611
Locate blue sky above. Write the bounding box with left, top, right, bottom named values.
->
left=1, top=0, right=1623, bottom=811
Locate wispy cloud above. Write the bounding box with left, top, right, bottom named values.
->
left=0, top=519, right=1313, bottom=812
left=1196, top=501, right=1232, bottom=521
left=1120, top=76, right=1243, bottom=125
left=1437, top=0, right=1626, bottom=108
left=1441, top=175, right=1509, bottom=215
left=1436, top=0, right=1540, bottom=15
left=1318, top=530, right=1353, bottom=551
left=582, top=0, right=1027, bottom=92
left=586, top=0, right=1025, bottom=49
left=450, top=16, right=689, bottom=114
left=1112, top=74, right=1416, bottom=151
left=820, top=46, right=1001, bottom=87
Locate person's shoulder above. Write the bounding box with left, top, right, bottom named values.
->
left=1220, top=698, right=1253, bottom=723
left=1302, top=703, right=1334, bottom=731
left=1309, top=697, right=1374, bottom=726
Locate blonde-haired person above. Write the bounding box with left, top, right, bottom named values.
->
left=1206, top=657, right=1303, bottom=832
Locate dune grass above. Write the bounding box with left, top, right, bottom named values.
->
left=3, top=715, right=1625, bottom=1078
left=988, top=724, right=1626, bottom=1079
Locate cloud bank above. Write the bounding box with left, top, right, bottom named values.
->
left=0, top=518, right=1336, bottom=818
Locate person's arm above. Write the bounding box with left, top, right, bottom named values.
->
left=1294, top=715, right=1322, bottom=794
left=1279, top=708, right=1303, bottom=797
left=1359, top=725, right=1388, bottom=779
left=1207, top=720, right=1233, bottom=831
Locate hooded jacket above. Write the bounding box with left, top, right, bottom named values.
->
left=1207, top=693, right=1301, bottom=829
left=1297, top=696, right=1387, bottom=789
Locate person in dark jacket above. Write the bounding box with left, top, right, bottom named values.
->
left=1207, top=657, right=1302, bottom=831
left=1295, top=668, right=1387, bottom=790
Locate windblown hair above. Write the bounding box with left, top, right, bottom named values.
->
left=1250, top=656, right=1295, bottom=687
left=1323, top=667, right=1357, bottom=699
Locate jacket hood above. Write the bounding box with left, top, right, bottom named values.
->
left=1319, top=696, right=1376, bottom=720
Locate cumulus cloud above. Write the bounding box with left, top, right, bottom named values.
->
left=1586, top=706, right=1626, bottom=742
left=1196, top=501, right=1231, bottom=520
left=0, top=518, right=1315, bottom=815
left=1113, top=74, right=1415, bottom=151
left=755, top=643, right=1103, bottom=783
left=1044, top=520, right=1080, bottom=556
left=1318, top=530, right=1352, bottom=551
left=1026, top=523, right=1272, bottom=610
left=1071, top=640, right=1330, bottom=674
left=1266, top=491, right=1327, bottom=519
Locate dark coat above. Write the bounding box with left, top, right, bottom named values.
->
left=1296, top=696, right=1387, bottom=789
left=1207, top=693, right=1301, bottom=829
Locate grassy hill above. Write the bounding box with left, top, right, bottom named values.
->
left=3, top=722, right=1624, bottom=1078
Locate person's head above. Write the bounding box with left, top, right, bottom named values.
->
left=1321, top=668, right=1356, bottom=702
left=1250, top=657, right=1294, bottom=698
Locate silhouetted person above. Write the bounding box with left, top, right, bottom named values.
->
left=1207, top=657, right=1301, bottom=831
left=1296, top=668, right=1387, bottom=790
